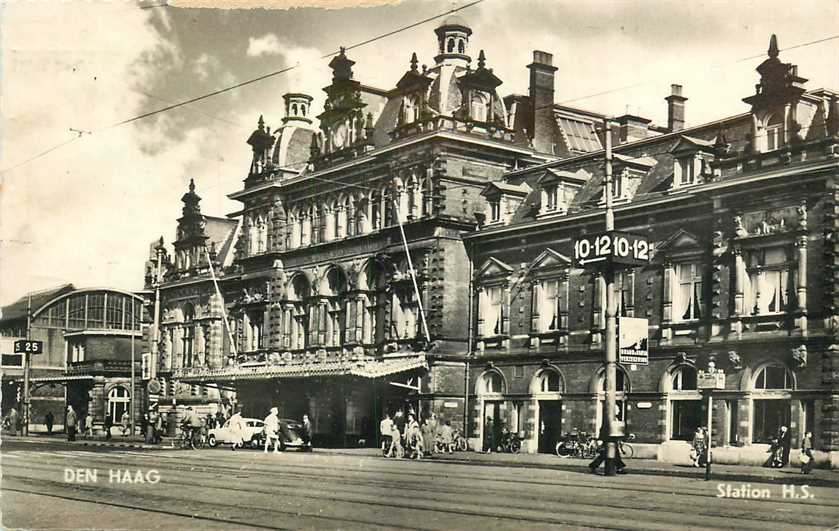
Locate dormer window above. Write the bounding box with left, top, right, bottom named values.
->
left=675, top=155, right=706, bottom=187
left=471, top=91, right=490, bottom=122
left=765, top=113, right=784, bottom=151
left=610, top=171, right=624, bottom=200
left=489, top=198, right=501, bottom=223
left=545, top=184, right=558, bottom=211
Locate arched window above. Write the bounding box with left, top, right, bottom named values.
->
left=107, top=386, right=130, bottom=425
left=344, top=196, right=355, bottom=237
left=323, top=268, right=347, bottom=347
left=471, top=91, right=490, bottom=122
left=289, top=275, right=311, bottom=350
left=752, top=363, right=794, bottom=444
left=356, top=195, right=369, bottom=234
left=404, top=95, right=420, bottom=124
left=457, top=39, right=465, bottom=54
left=765, top=113, right=784, bottom=152
left=669, top=365, right=701, bottom=441
left=447, top=37, right=455, bottom=53
left=291, top=103, right=298, bottom=116
left=301, top=105, right=307, bottom=117
left=478, top=371, right=505, bottom=395
left=182, top=303, right=195, bottom=367
left=533, top=369, right=562, bottom=393
left=421, top=177, right=434, bottom=216
left=370, top=190, right=382, bottom=230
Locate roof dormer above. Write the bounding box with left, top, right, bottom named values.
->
left=669, top=135, right=715, bottom=190
left=536, top=168, right=589, bottom=217
left=480, top=181, right=531, bottom=226
left=605, top=153, right=656, bottom=204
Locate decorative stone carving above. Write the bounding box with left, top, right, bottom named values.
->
left=727, top=350, right=743, bottom=370
left=676, top=352, right=688, bottom=363
left=792, top=344, right=807, bottom=369
left=797, top=200, right=808, bottom=230
left=733, top=216, right=748, bottom=237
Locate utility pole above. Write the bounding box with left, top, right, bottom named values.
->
left=603, top=119, right=619, bottom=476
left=22, top=293, right=32, bottom=436
left=130, top=318, right=136, bottom=436
left=152, top=239, right=163, bottom=378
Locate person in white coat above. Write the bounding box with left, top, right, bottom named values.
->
left=263, top=407, right=281, bottom=454
left=228, top=409, right=245, bottom=451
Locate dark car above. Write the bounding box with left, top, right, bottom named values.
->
left=250, top=418, right=312, bottom=451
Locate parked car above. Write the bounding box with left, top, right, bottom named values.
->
left=207, top=418, right=265, bottom=448
left=250, top=418, right=312, bottom=451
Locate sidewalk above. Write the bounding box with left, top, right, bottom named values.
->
left=323, top=447, right=839, bottom=488
left=2, top=432, right=169, bottom=450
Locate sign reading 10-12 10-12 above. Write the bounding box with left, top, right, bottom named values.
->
left=573, top=231, right=652, bottom=268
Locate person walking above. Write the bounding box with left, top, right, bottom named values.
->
left=405, top=413, right=423, bottom=459
left=45, top=411, right=54, bottom=435
left=393, top=409, right=406, bottom=452
left=84, top=412, right=94, bottom=439
left=380, top=413, right=394, bottom=457
left=691, top=427, right=707, bottom=467
left=153, top=413, right=164, bottom=444
left=65, top=406, right=78, bottom=442
left=777, top=425, right=792, bottom=467
left=438, top=420, right=454, bottom=454
left=302, top=414, right=313, bottom=448
left=484, top=417, right=494, bottom=453
left=228, top=409, right=245, bottom=451
left=6, top=407, right=19, bottom=436
left=120, top=410, right=130, bottom=437
left=263, top=407, right=281, bottom=453
left=800, top=431, right=815, bottom=474
left=588, top=422, right=627, bottom=474
left=104, top=413, right=113, bottom=440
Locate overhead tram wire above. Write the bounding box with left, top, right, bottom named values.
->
left=0, top=0, right=485, bottom=176
left=2, top=10, right=833, bottom=176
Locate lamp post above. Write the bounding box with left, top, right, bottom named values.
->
left=698, top=360, right=726, bottom=481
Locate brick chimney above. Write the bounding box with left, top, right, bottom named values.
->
left=527, top=50, right=558, bottom=154
left=665, top=84, right=687, bottom=132
left=616, top=114, right=651, bottom=144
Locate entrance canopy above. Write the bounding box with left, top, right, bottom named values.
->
left=30, top=375, right=95, bottom=383
left=175, top=354, right=427, bottom=384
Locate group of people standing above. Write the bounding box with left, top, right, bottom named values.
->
left=379, top=410, right=455, bottom=459
left=764, top=425, right=816, bottom=474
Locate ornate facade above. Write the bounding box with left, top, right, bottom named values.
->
left=464, top=36, right=839, bottom=463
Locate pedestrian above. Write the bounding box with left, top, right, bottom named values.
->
left=45, top=411, right=54, bottom=435
left=120, top=410, right=130, bottom=437
left=104, top=413, right=113, bottom=440
left=7, top=407, right=19, bottom=436
left=215, top=411, right=226, bottom=429
left=588, top=422, right=627, bottom=474
left=85, top=412, right=94, bottom=438
left=154, top=413, right=164, bottom=443
left=380, top=413, right=394, bottom=457
left=228, top=409, right=245, bottom=451
left=800, top=431, right=815, bottom=474
left=484, top=416, right=494, bottom=453
left=777, top=425, right=792, bottom=467
left=393, top=409, right=406, bottom=451
left=301, top=413, right=313, bottom=447
left=405, top=413, right=423, bottom=459
left=65, top=405, right=78, bottom=442
left=691, top=427, right=707, bottom=467
left=142, top=414, right=152, bottom=443
left=421, top=417, right=436, bottom=456
left=263, top=407, right=281, bottom=453
left=438, top=419, right=454, bottom=454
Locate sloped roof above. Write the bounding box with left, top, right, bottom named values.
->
left=1, top=284, right=75, bottom=323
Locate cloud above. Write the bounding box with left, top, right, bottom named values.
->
left=247, top=34, right=283, bottom=57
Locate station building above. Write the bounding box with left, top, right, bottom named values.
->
left=464, top=36, right=839, bottom=464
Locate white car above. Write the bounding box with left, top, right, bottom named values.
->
left=207, top=418, right=264, bottom=448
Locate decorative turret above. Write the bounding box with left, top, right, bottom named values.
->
left=328, top=47, right=355, bottom=83
left=246, top=115, right=275, bottom=175
left=283, top=93, right=313, bottom=125
left=174, top=179, right=209, bottom=272
left=434, top=15, right=472, bottom=67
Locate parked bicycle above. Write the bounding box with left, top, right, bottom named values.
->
left=555, top=431, right=597, bottom=459
left=619, top=433, right=636, bottom=459
left=451, top=428, right=469, bottom=452
left=178, top=426, right=206, bottom=450
left=496, top=429, right=522, bottom=454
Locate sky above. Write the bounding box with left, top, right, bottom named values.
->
left=1, top=0, right=838, bottom=305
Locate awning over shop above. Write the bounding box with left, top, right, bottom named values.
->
left=175, top=354, right=428, bottom=383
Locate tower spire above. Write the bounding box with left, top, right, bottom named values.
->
left=768, top=34, right=779, bottom=58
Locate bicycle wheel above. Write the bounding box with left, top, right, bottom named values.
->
left=621, top=443, right=634, bottom=459
left=510, top=439, right=521, bottom=454
left=457, top=438, right=468, bottom=452
left=556, top=441, right=573, bottom=458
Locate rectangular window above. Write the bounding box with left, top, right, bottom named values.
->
left=68, top=297, right=85, bottom=329
left=68, top=340, right=85, bottom=363
left=1, top=354, right=23, bottom=367
left=745, top=248, right=790, bottom=315
left=611, top=174, right=622, bottom=199
left=673, top=263, right=703, bottom=321
left=539, top=279, right=560, bottom=332
left=752, top=399, right=791, bottom=443
left=489, top=200, right=501, bottom=223
left=766, top=124, right=783, bottom=151
left=105, top=295, right=123, bottom=329
left=88, top=294, right=105, bottom=327
left=679, top=158, right=695, bottom=185
left=545, top=185, right=558, bottom=211
left=480, top=286, right=504, bottom=336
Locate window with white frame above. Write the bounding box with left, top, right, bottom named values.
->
left=472, top=91, right=490, bottom=123
left=537, top=370, right=561, bottom=393
left=744, top=247, right=791, bottom=315
left=673, top=263, right=703, bottom=321
left=478, top=371, right=505, bottom=395
left=68, top=339, right=86, bottom=363
left=537, top=279, right=560, bottom=332
left=545, top=184, right=558, bottom=211
left=610, top=172, right=623, bottom=200
left=765, top=114, right=784, bottom=152
left=675, top=156, right=703, bottom=187
left=479, top=285, right=505, bottom=336
left=488, top=198, right=501, bottom=223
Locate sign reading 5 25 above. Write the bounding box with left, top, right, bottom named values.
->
left=14, top=340, right=44, bottom=355
left=574, top=231, right=652, bottom=267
